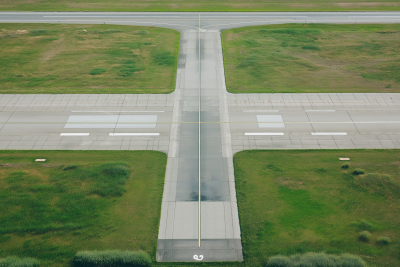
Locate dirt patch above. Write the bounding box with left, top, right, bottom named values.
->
left=40, top=35, right=66, bottom=61
left=277, top=177, right=305, bottom=190
left=131, top=49, right=140, bottom=56
left=1, top=29, right=29, bottom=35
left=335, top=2, right=400, bottom=7
left=22, top=168, right=49, bottom=182
left=81, top=54, right=93, bottom=61
left=0, top=163, right=31, bottom=167
left=282, top=3, right=316, bottom=8
left=0, top=29, right=29, bottom=39
left=41, top=163, right=64, bottom=168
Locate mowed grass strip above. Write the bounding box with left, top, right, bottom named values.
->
left=234, top=150, right=400, bottom=267
left=0, top=151, right=167, bottom=267
left=222, top=24, right=400, bottom=93
left=1, top=0, right=400, bottom=12
left=0, top=24, right=180, bottom=94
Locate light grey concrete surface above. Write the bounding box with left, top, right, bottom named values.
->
left=157, top=30, right=242, bottom=262
left=1, top=12, right=400, bottom=31
left=0, top=95, right=173, bottom=151
left=228, top=96, right=400, bottom=153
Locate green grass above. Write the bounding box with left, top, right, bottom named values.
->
left=233, top=150, right=400, bottom=267
left=265, top=252, right=366, bottom=267
left=0, top=256, right=40, bottom=267
left=222, top=24, right=400, bottom=93
left=1, top=0, right=400, bottom=11
left=0, top=24, right=180, bottom=94
left=0, top=151, right=167, bottom=267
left=1, top=149, right=399, bottom=267
left=73, top=250, right=151, bottom=267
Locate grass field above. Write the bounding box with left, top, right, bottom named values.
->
left=0, top=151, right=167, bottom=267
left=222, top=24, right=400, bottom=93
left=233, top=150, right=400, bottom=267
left=0, top=24, right=179, bottom=94
left=1, top=150, right=399, bottom=267
left=1, top=0, right=400, bottom=12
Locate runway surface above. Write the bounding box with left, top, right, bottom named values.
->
left=1, top=12, right=400, bottom=30
left=1, top=11, right=400, bottom=262
left=0, top=93, right=399, bottom=151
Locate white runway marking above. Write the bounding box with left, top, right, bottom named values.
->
left=65, top=115, right=157, bottom=128
left=348, top=16, right=400, bottom=18
left=305, top=110, right=335, bottom=112
left=43, top=16, right=181, bottom=18
left=109, top=133, right=160, bottom=136
left=71, top=111, right=164, bottom=113
left=257, top=115, right=285, bottom=128
left=60, top=133, right=90, bottom=136
left=243, top=110, right=278, bottom=112
left=245, top=133, right=284, bottom=136
left=312, top=132, right=347, bottom=136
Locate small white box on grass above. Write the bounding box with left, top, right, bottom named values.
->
left=35, top=159, right=46, bottom=162
left=339, top=158, right=350, bottom=161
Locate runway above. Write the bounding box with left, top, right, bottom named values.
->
left=0, top=93, right=399, bottom=151
left=0, top=11, right=400, bottom=262
left=1, top=12, right=400, bottom=31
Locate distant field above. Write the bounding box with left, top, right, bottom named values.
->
left=234, top=150, right=400, bottom=267
left=222, top=24, right=400, bottom=93
left=1, top=0, right=400, bottom=12
left=0, top=24, right=179, bottom=94
left=0, top=151, right=166, bottom=267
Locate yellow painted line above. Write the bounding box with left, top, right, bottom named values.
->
left=1, top=121, right=400, bottom=125
left=65, top=18, right=294, bottom=21
left=198, top=13, right=201, bottom=248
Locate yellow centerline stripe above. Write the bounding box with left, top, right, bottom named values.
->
left=198, top=14, right=201, bottom=248
left=65, top=19, right=294, bottom=21
left=2, top=121, right=399, bottom=124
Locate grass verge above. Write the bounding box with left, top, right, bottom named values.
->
left=0, top=150, right=167, bottom=267
left=233, top=149, right=400, bottom=267
left=1, top=0, right=400, bottom=12
left=0, top=24, right=180, bottom=94
left=222, top=24, right=400, bottom=93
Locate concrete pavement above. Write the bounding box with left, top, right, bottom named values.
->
left=157, top=29, right=242, bottom=262
left=1, top=12, right=400, bottom=31
left=0, top=93, right=399, bottom=151
left=0, top=94, right=173, bottom=151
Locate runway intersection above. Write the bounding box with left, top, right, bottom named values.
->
left=0, top=11, right=400, bottom=262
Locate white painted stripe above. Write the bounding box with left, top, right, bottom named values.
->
left=43, top=16, right=181, bottom=18
left=65, top=115, right=157, bottom=129
left=109, top=133, right=160, bottom=136
left=245, top=133, right=284, bottom=136
left=348, top=16, right=400, bottom=18
left=312, top=132, right=347, bottom=136
left=257, top=115, right=285, bottom=128
left=71, top=111, right=164, bottom=113
left=305, top=110, right=335, bottom=112
left=205, top=16, right=308, bottom=18
left=243, top=110, right=278, bottom=112
left=60, top=133, right=89, bottom=136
